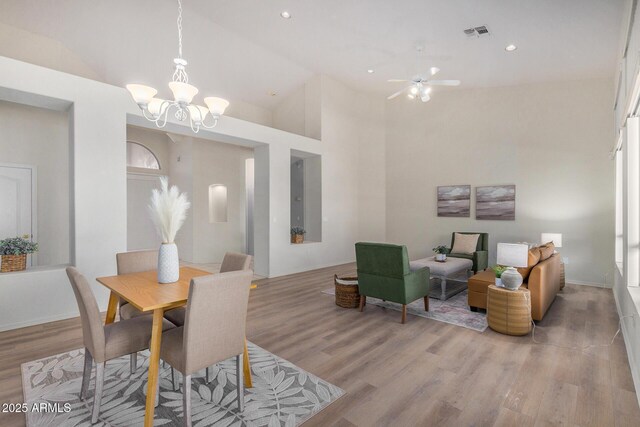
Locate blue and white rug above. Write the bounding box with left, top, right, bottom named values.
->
left=21, top=342, right=344, bottom=426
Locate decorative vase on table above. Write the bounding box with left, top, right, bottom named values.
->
left=435, top=253, right=447, bottom=262
left=158, top=243, right=180, bottom=283
left=148, top=177, right=190, bottom=284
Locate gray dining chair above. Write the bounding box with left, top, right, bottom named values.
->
left=163, top=252, right=252, bottom=382
left=161, top=270, right=253, bottom=426
left=116, top=249, right=158, bottom=372
left=66, top=267, right=175, bottom=423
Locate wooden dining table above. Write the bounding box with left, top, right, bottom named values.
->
left=97, top=266, right=253, bottom=427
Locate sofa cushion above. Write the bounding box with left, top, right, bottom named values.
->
left=468, top=270, right=496, bottom=293
left=517, top=248, right=541, bottom=282
left=538, top=242, right=555, bottom=261
left=451, top=233, right=480, bottom=255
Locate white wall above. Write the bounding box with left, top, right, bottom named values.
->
left=191, top=138, right=253, bottom=263
left=386, top=79, right=614, bottom=285
left=0, top=57, right=128, bottom=331
left=0, top=100, right=70, bottom=266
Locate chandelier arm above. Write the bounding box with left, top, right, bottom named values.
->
left=189, top=116, right=200, bottom=133
left=155, top=103, right=175, bottom=128
left=199, top=115, right=220, bottom=129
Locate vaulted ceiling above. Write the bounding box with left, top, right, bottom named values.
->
left=0, top=0, right=626, bottom=110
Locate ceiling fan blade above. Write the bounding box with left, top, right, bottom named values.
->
left=387, top=86, right=410, bottom=100
left=426, top=80, right=461, bottom=86
left=387, top=79, right=409, bottom=83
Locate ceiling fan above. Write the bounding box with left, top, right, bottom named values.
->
left=387, top=68, right=460, bottom=102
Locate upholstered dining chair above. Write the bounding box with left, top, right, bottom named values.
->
left=163, top=252, right=252, bottom=383
left=66, top=267, right=175, bottom=423
left=161, top=270, right=253, bottom=426
left=116, top=249, right=158, bottom=372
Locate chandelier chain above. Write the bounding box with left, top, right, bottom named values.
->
left=177, top=0, right=183, bottom=59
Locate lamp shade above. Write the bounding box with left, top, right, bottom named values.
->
left=541, top=233, right=562, bottom=248
left=147, top=98, right=168, bottom=117
left=204, top=97, right=229, bottom=116
left=169, top=82, right=199, bottom=104
left=497, top=243, right=529, bottom=268
left=126, top=84, right=157, bottom=106
left=187, top=105, right=209, bottom=124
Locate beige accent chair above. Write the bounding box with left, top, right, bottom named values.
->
left=164, top=252, right=252, bottom=383
left=66, top=267, right=174, bottom=423
left=116, top=249, right=158, bottom=372
left=161, top=270, right=253, bottom=425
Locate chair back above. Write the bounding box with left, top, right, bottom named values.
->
left=116, top=249, right=158, bottom=274
left=182, top=270, right=253, bottom=374
left=220, top=252, right=252, bottom=273
left=450, top=232, right=489, bottom=252
left=355, top=242, right=410, bottom=279
left=66, top=267, right=106, bottom=361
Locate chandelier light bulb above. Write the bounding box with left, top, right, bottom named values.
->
left=204, top=97, right=230, bottom=116
left=126, top=84, right=157, bottom=107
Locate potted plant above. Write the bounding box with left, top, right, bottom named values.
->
left=433, top=245, right=448, bottom=262
left=0, top=235, right=38, bottom=272
left=491, top=265, right=507, bottom=287
left=291, top=227, right=306, bottom=244
left=149, top=177, right=190, bottom=283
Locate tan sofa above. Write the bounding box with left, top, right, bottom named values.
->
left=468, top=244, right=561, bottom=321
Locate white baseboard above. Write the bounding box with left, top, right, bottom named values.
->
left=565, top=279, right=611, bottom=288
left=0, top=311, right=79, bottom=333
left=613, top=287, right=640, bottom=410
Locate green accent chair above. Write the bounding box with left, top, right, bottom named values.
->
left=355, top=242, right=430, bottom=324
left=447, top=232, right=489, bottom=273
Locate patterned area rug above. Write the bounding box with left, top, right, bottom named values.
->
left=323, top=286, right=487, bottom=332
left=21, top=342, right=344, bottom=426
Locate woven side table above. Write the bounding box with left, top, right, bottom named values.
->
left=559, top=262, right=565, bottom=290
left=487, top=285, right=532, bottom=336
left=334, top=275, right=360, bottom=308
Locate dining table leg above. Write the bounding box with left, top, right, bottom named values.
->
left=144, top=308, right=164, bottom=427
left=105, top=292, right=119, bottom=324
left=243, top=339, right=252, bottom=388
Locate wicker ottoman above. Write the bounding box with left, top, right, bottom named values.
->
left=487, top=285, right=532, bottom=336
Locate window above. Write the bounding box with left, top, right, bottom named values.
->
left=127, top=141, right=160, bottom=170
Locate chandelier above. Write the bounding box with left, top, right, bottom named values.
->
left=126, top=0, right=229, bottom=133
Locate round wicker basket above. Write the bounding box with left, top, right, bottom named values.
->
left=334, top=275, right=360, bottom=308
left=1, top=254, right=27, bottom=272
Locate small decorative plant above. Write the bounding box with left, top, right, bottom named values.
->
left=491, top=265, right=507, bottom=278
left=291, top=227, right=306, bottom=244
left=149, top=177, right=190, bottom=244
left=0, top=235, right=38, bottom=255
left=0, top=235, right=38, bottom=272
left=432, top=245, right=448, bottom=254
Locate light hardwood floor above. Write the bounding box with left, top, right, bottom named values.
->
left=0, top=263, right=638, bottom=426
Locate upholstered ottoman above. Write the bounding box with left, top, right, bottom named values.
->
left=410, top=256, right=473, bottom=300
left=467, top=269, right=496, bottom=311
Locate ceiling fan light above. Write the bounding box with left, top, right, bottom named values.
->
left=430, top=67, right=440, bottom=76
left=421, top=95, right=430, bottom=102
left=126, top=84, right=157, bottom=107
left=410, top=86, right=419, bottom=95
left=421, top=86, right=432, bottom=96
left=204, top=97, right=230, bottom=116
left=147, top=98, right=168, bottom=117
left=407, top=93, right=415, bottom=99
left=169, top=81, right=199, bottom=104
left=187, top=105, right=209, bottom=124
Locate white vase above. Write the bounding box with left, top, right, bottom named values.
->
left=501, top=267, right=523, bottom=290
left=495, top=277, right=502, bottom=287
left=158, top=243, right=179, bottom=283
left=435, top=253, right=447, bottom=262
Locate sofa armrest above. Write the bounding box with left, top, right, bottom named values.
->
left=528, top=255, right=560, bottom=320
left=405, top=266, right=430, bottom=302
left=473, top=250, right=488, bottom=272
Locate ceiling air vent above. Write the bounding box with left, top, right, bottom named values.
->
left=464, top=25, right=491, bottom=38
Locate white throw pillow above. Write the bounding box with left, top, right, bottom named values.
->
left=451, top=233, right=480, bottom=255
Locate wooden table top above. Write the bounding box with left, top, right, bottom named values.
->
left=96, top=267, right=211, bottom=312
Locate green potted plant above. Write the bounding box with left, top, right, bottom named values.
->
left=433, top=245, right=449, bottom=262
left=0, top=235, right=38, bottom=272
left=291, top=227, right=306, bottom=244
left=491, top=265, right=507, bottom=287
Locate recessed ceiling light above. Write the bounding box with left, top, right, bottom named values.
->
left=280, top=11, right=291, bottom=19
left=505, top=44, right=517, bottom=52
left=367, top=69, right=374, bottom=74
left=268, top=91, right=277, bottom=97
